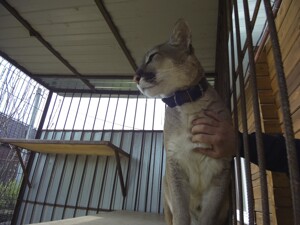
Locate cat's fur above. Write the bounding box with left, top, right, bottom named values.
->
left=134, top=19, right=232, bottom=225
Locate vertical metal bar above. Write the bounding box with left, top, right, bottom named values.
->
left=73, top=154, right=89, bottom=217
left=29, top=96, right=59, bottom=223
left=122, top=94, right=139, bottom=210
left=148, top=132, right=157, bottom=211
left=97, top=94, right=111, bottom=213
left=144, top=98, right=156, bottom=211
left=95, top=94, right=111, bottom=212
left=19, top=154, right=43, bottom=224
left=263, top=0, right=300, bottom=224
left=34, top=91, right=53, bottom=140
left=82, top=94, right=92, bottom=130
left=91, top=94, right=101, bottom=130
left=134, top=97, right=148, bottom=210
left=29, top=155, right=50, bottom=223
left=61, top=154, right=79, bottom=219
left=254, top=1, right=281, bottom=63
left=96, top=154, right=109, bottom=213
left=228, top=0, right=244, bottom=223
left=114, top=150, right=126, bottom=197
left=45, top=93, right=58, bottom=130
left=242, top=0, right=270, bottom=224
left=19, top=87, right=51, bottom=223
left=111, top=94, right=120, bottom=131
left=230, top=169, right=237, bottom=225
left=86, top=153, right=100, bottom=215
left=100, top=93, right=111, bottom=140
left=50, top=155, right=68, bottom=220
left=118, top=94, right=130, bottom=208
left=62, top=93, right=75, bottom=130
left=72, top=94, right=93, bottom=215
left=71, top=93, right=83, bottom=131
left=215, top=0, right=230, bottom=107
left=108, top=94, right=120, bottom=208
left=232, top=0, right=255, bottom=224
left=60, top=94, right=83, bottom=218
left=11, top=91, right=52, bottom=225
left=121, top=95, right=129, bottom=131
left=52, top=93, right=67, bottom=132
left=251, top=0, right=262, bottom=28
left=96, top=93, right=117, bottom=212
left=13, top=146, right=31, bottom=188
left=241, top=0, right=263, bottom=59
left=39, top=153, right=58, bottom=222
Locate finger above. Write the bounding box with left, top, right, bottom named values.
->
left=191, top=124, right=217, bottom=135
left=203, top=110, right=222, bottom=122
left=191, top=133, right=215, bottom=143
left=192, top=117, right=219, bottom=127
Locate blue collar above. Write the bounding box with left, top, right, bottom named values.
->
left=162, top=78, right=209, bottom=108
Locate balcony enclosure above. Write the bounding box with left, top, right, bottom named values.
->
left=0, top=0, right=299, bottom=225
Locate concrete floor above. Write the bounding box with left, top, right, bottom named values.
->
left=30, top=211, right=166, bottom=225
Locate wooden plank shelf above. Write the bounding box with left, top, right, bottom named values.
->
left=0, top=138, right=130, bottom=157
left=0, top=138, right=130, bottom=197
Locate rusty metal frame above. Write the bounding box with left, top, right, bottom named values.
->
left=94, top=0, right=138, bottom=72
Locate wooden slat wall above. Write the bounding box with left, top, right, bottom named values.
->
left=238, top=0, right=299, bottom=224
left=235, top=0, right=298, bottom=223
left=263, top=0, right=299, bottom=224
left=237, top=50, right=281, bottom=225
left=265, top=0, right=300, bottom=137
left=15, top=130, right=165, bottom=224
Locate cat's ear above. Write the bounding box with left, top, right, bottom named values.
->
left=169, top=19, right=191, bottom=49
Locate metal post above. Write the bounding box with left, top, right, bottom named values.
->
left=242, top=0, right=270, bottom=224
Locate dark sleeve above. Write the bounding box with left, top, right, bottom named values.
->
left=239, top=132, right=300, bottom=174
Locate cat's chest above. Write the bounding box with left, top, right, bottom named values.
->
left=163, top=102, right=203, bottom=148
left=164, top=106, right=223, bottom=190
left=165, top=126, right=224, bottom=194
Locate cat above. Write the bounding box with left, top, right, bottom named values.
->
left=133, top=19, right=232, bottom=225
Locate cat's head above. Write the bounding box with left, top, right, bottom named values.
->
left=134, top=19, right=204, bottom=98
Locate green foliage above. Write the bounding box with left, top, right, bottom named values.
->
left=0, top=180, right=20, bottom=210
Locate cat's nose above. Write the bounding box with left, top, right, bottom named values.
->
left=134, top=68, right=144, bottom=84
left=133, top=75, right=141, bottom=84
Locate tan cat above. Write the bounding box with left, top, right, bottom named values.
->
left=134, top=19, right=232, bottom=225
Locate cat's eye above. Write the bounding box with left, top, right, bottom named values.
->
left=146, top=52, right=159, bottom=64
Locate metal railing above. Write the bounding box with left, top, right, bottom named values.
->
left=221, top=0, right=300, bottom=224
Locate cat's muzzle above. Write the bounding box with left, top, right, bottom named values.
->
left=134, top=69, right=156, bottom=84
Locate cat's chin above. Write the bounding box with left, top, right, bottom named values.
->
left=137, top=84, right=159, bottom=98
left=137, top=82, right=176, bottom=99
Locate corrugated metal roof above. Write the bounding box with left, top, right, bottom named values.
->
left=0, top=0, right=218, bottom=92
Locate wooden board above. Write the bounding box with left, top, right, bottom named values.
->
left=30, top=211, right=165, bottom=225
left=0, top=138, right=130, bottom=157
left=0, top=138, right=130, bottom=196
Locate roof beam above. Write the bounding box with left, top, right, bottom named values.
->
left=0, top=0, right=96, bottom=92
left=32, top=74, right=135, bottom=80
left=95, top=0, right=138, bottom=71
left=54, top=88, right=140, bottom=96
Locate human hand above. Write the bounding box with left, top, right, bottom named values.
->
left=191, top=110, right=236, bottom=159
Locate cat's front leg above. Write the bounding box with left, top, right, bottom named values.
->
left=165, top=156, right=190, bottom=225
left=198, top=168, right=231, bottom=225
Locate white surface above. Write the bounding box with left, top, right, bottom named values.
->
left=30, top=211, right=165, bottom=225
